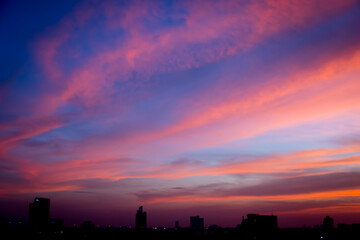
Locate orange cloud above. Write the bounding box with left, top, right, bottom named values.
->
left=137, top=188, right=360, bottom=204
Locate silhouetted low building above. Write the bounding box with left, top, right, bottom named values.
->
left=49, top=218, right=64, bottom=233
left=338, top=223, right=360, bottom=231
left=335, top=223, right=360, bottom=240
left=190, top=216, right=204, bottom=229
left=136, top=206, right=147, bottom=230
left=81, top=221, right=95, bottom=231
left=241, top=214, right=277, bottom=239
left=242, top=214, right=277, bottom=231
left=323, top=216, right=334, bottom=231
left=29, top=197, right=50, bottom=230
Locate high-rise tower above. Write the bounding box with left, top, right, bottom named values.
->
left=136, top=206, right=147, bottom=230
left=29, top=197, right=50, bottom=229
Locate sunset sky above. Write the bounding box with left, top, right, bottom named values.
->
left=1, top=0, right=360, bottom=228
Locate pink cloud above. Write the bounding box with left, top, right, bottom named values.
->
left=32, top=0, right=357, bottom=110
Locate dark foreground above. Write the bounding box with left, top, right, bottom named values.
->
left=2, top=225, right=360, bottom=240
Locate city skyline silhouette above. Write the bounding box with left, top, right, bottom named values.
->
left=1, top=197, right=359, bottom=239
left=0, top=197, right=359, bottom=230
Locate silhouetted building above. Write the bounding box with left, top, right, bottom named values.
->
left=190, top=216, right=204, bottom=229
left=81, top=221, right=95, bottom=231
left=0, top=216, right=5, bottom=229
left=337, top=223, right=360, bottom=240
left=242, top=214, right=277, bottom=231
left=49, top=218, right=64, bottom=233
left=175, top=220, right=179, bottom=229
left=241, top=214, right=277, bottom=239
left=136, top=206, right=147, bottom=230
left=323, top=216, right=334, bottom=230
left=29, top=197, right=50, bottom=229
left=338, top=223, right=360, bottom=230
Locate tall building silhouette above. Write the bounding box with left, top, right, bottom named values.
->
left=29, top=197, right=50, bottom=229
left=136, top=206, right=147, bottom=230
left=323, top=216, right=334, bottom=230
left=190, top=216, right=204, bottom=229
